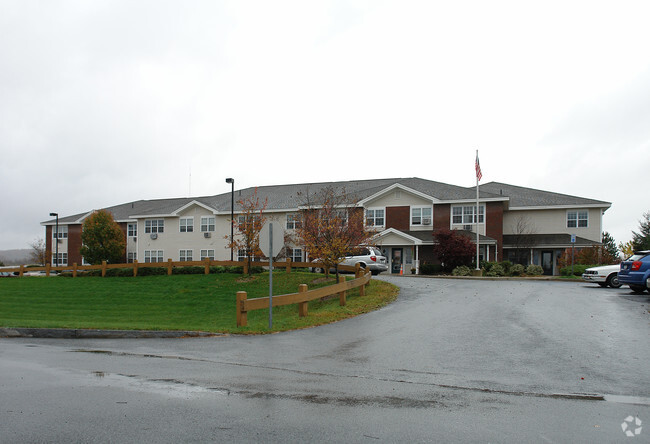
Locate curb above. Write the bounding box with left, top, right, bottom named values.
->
left=0, top=328, right=224, bottom=339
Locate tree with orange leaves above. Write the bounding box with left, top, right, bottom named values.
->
left=225, top=187, right=268, bottom=275
left=296, top=185, right=374, bottom=276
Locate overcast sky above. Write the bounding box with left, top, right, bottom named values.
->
left=1, top=0, right=649, bottom=250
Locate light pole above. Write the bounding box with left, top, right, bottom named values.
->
left=225, top=178, right=234, bottom=261
left=49, top=212, right=59, bottom=268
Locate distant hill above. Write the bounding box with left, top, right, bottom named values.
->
left=0, top=249, right=31, bottom=265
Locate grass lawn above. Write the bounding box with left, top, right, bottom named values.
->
left=0, top=272, right=398, bottom=334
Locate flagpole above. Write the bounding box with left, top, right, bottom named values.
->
left=475, top=149, right=480, bottom=270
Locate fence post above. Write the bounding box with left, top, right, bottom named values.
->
left=298, top=284, right=308, bottom=317
left=236, top=291, right=248, bottom=327
left=338, top=276, right=346, bottom=306
left=73, top=263, right=78, bottom=278
left=204, top=258, right=210, bottom=275
left=45, top=263, right=51, bottom=277
left=101, top=261, right=107, bottom=277
left=167, top=258, right=173, bottom=276
left=19, top=264, right=24, bottom=277
left=286, top=258, right=291, bottom=274
left=133, top=260, right=138, bottom=277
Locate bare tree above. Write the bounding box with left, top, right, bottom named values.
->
left=510, top=215, right=537, bottom=265
left=29, top=238, right=48, bottom=265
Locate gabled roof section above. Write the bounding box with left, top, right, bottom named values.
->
left=171, top=200, right=217, bottom=216
left=358, top=183, right=441, bottom=206
left=480, top=182, right=611, bottom=209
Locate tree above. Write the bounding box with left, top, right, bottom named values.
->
left=226, top=188, right=268, bottom=275
left=631, top=211, right=650, bottom=251
left=509, top=215, right=537, bottom=264
left=296, top=185, right=374, bottom=277
left=431, top=228, right=476, bottom=272
left=619, top=240, right=635, bottom=259
left=29, top=238, right=48, bottom=265
left=80, top=210, right=126, bottom=265
left=601, top=231, right=619, bottom=262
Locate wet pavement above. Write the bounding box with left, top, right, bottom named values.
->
left=1, top=276, right=649, bottom=443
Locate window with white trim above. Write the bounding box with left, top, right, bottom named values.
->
left=52, top=225, right=68, bottom=239
left=567, top=210, right=588, bottom=228
left=144, top=250, right=164, bottom=263
left=452, top=205, right=484, bottom=224
left=179, top=249, right=193, bottom=261
left=127, top=252, right=137, bottom=263
left=200, top=249, right=215, bottom=260
left=411, top=207, right=432, bottom=225
left=288, top=248, right=303, bottom=262
left=286, top=213, right=302, bottom=230
left=145, top=219, right=164, bottom=233
left=200, top=216, right=215, bottom=232
left=127, top=223, right=137, bottom=237
left=52, top=252, right=68, bottom=266
left=365, top=208, right=385, bottom=227
left=237, top=249, right=247, bottom=261
left=179, top=217, right=194, bottom=233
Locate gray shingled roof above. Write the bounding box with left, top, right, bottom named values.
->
left=479, top=182, right=610, bottom=208
left=42, top=177, right=609, bottom=225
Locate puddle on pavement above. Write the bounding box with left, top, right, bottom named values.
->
left=85, top=371, right=230, bottom=399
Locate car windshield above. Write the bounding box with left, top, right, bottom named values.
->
left=626, top=254, right=648, bottom=261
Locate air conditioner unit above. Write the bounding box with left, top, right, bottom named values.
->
left=150, top=233, right=158, bottom=240
left=422, top=218, right=431, bottom=225
left=204, top=232, right=211, bottom=238
left=463, top=225, right=473, bottom=231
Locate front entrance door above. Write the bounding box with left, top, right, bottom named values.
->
left=541, top=250, right=554, bottom=275
left=391, top=248, right=403, bottom=274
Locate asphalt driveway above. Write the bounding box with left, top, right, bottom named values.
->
left=1, top=277, right=648, bottom=443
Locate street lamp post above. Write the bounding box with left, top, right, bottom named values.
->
left=225, top=178, right=234, bottom=261
left=49, top=212, right=59, bottom=268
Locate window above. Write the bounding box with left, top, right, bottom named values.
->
left=52, top=252, right=67, bottom=266
left=200, top=216, right=215, bottom=232
left=179, top=217, right=194, bottom=233
left=366, top=208, right=385, bottom=227
left=237, top=249, right=247, bottom=261
left=452, top=205, right=484, bottom=224
left=411, top=207, right=432, bottom=225
left=127, top=252, right=137, bottom=263
left=145, top=219, right=164, bottom=234
left=200, top=249, right=215, bottom=260
left=52, top=225, right=68, bottom=239
left=144, top=250, right=164, bottom=263
left=127, top=223, right=137, bottom=237
left=567, top=210, right=588, bottom=228
left=288, top=248, right=303, bottom=262
left=179, top=249, right=193, bottom=261
left=286, top=213, right=302, bottom=230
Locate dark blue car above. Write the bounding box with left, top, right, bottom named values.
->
left=618, top=250, right=650, bottom=294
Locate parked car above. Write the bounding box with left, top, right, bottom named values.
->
left=618, top=250, right=650, bottom=294
left=581, top=264, right=622, bottom=288
left=312, top=247, right=388, bottom=275
left=0, top=271, right=17, bottom=278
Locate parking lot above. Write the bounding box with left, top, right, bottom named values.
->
left=1, top=277, right=649, bottom=442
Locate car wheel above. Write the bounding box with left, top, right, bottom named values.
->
left=606, top=274, right=622, bottom=288
left=598, top=283, right=607, bottom=287
left=629, top=284, right=647, bottom=294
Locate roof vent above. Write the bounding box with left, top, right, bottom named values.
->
left=500, top=189, right=503, bottom=195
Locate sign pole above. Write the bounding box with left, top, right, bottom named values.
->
left=268, top=223, right=273, bottom=329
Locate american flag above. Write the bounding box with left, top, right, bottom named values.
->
left=475, top=153, right=483, bottom=181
